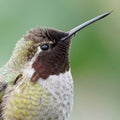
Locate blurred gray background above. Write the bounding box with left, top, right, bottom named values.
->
left=0, top=0, right=119, bottom=120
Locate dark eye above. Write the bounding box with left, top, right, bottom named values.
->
left=40, top=44, right=49, bottom=51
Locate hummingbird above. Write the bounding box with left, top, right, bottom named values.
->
left=0, top=12, right=111, bottom=120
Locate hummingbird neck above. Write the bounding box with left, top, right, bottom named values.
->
left=7, top=38, right=34, bottom=70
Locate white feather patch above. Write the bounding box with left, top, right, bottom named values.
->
left=22, top=46, right=42, bottom=78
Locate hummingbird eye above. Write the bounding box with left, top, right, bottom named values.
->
left=40, top=44, right=49, bottom=51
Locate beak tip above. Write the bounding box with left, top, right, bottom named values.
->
left=60, top=11, right=112, bottom=41
left=103, top=11, right=112, bottom=17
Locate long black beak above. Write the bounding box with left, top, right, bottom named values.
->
left=61, top=11, right=111, bottom=41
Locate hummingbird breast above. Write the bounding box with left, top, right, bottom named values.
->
left=2, top=70, right=73, bottom=120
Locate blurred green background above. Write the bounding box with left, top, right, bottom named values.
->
left=0, top=0, right=120, bottom=120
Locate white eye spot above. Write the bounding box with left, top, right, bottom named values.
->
left=37, top=46, right=42, bottom=53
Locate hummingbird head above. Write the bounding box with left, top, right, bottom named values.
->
left=8, top=12, right=111, bottom=82
left=24, top=28, right=71, bottom=81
